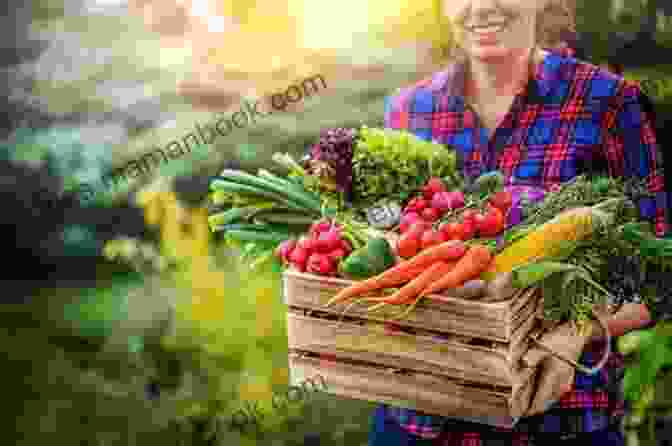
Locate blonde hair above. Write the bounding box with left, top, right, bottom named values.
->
left=433, top=0, right=577, bottom=62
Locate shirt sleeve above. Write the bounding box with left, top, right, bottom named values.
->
left=602, top=81, right=669, bottom=237
left=383, top=90, right=405, bottom=130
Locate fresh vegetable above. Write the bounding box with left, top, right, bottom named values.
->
left=305, top=127, right=357, bottom=199
left=431, top=191, right=453, bottom=213
left=421, top=230, right=443, bottom=250
left=339, top=237, right=396, bottom=280
left=422, top=244, right=493, bottom=295
left=367, top=261, right=455, bottom=307
left=289, top=247, right=310, bottom=271
left=275, top=239, right=297, bottom=264
left=351, top=127, right=459, bottom=205
left=477, top=206, right=505, bottom=237
left=423, top=177, right=447, bottom=200
left=446, top=191, right=465, bottom=210
left=481, top=200, right=622, bottom=281
left=489, top=190, right=513, bottom=215
left=207, top=206, right=260, bottom=227
left=224, top=229, right=292, bottom=245
left=325, top=240, right=467, bottom=307
left=307, top=253, right=336, bottom=275
left=396, top=232, right=421, bottom=258
left=421, top=207, right=441, bottom=222
left=405, top=197, right=428, bottom=213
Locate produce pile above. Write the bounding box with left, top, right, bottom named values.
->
left=207, top=125, right=672, bottom=329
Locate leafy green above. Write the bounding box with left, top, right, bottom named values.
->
left=351, top=127, right=460, bottom=206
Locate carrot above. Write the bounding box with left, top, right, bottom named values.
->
left=421, top=244, right=493, bottom=296
left=324, top=240, right=467, bottom=307
left=366, top=261, right=456, bottom=312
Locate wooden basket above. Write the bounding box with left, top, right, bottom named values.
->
left=283, top=270, right=544, bottom=428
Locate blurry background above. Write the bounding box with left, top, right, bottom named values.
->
left=3, top=0, right=672, bottom=445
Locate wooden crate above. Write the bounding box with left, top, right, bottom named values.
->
left=283, top=270, right=543, bottom=428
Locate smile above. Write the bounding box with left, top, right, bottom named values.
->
left=466, top=20, right=510, bottom=35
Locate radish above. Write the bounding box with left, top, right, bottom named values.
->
left=297, top=237, right=318, bottom=254
left=318, top=230, right=341, bottom=253
left=289, top=247, right=309, bottom=271
left=307, top=253, right=335, bottom=275
left=275, top=239, right=297, bottom=264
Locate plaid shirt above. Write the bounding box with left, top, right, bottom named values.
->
left=381, top=51, right=668, bottom=442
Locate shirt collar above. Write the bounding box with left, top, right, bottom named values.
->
left=432, top=50, right=563, bottom=101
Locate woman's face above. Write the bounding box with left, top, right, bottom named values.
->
left=443, top=0, right=546, bottom=61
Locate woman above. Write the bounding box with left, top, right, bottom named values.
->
left=372, top=0, right=668, bottom=444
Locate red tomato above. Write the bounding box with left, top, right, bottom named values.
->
left=442, top=222, right=463, bottom=240
left=473, top=212, right=487, bottom=235
left=421, top=207, right=441, bottom=222
left=461, top=209, right=478, bottom=223
left=397, top=233, right=420, bottom=258
left=489, top=191, right=513, bottom=215
left=461, top=220, right=477, bottom=240
left=408, top=221, right=431, bottom=238
left=478, top=207, right=505, bottom=237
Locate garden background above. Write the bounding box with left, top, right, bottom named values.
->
left=4, top=0, right=672, bottom=445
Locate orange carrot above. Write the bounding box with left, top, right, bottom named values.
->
left=421, top=244, right=493, bottom=296
left=325, top=241, right=467, bottom=307
left=366, top=261, right=456, bottom=311
left=365, top=260, right=458, bottom=303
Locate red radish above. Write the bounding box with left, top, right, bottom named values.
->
left=431, top=191, right=454, bottom=213
left=339, top=238, right=353, bottom=254
left=309, top=219, right=332, bottom=238
left=421, top=207, right=441, bottom=222
left=297, top=236, right=318, bottom=253
left=447, top=191, right=465, bottom=210
left=318, top=229, right=341, bottom=253
left=307, top=253, right=335, bottom=275
left=289, top=247, right=309, bottom=271
left=275, top=239, right=297, bottom=263
left=327, top=248, right=347, bottom=262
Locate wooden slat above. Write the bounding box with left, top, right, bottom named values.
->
left=283, top=270, right=534, bottom=341
left=287, top=312, right=515, bottom=386
left=288, top=353, right=524, bottom=428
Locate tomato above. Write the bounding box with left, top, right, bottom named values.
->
left=478, top=207, right=505, bottom=237
left=473, top=212, right=486, bottom=234
left=397, top=233, right=420, bottom=258
left=441, top=222, right=463, bottom=240
left=489, top=191, right=513, bottom=215
left=421, top=230, right=444, bottom=250
left=461, top=209, right=478, bottom=223
left=461, top=220, right=477, bottom=240
left=408, top=221, right=431, bottom=238
left=421, top=207, right=441, bottom=222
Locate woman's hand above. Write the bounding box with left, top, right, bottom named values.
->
left=589, top=303, right=653, bottom=342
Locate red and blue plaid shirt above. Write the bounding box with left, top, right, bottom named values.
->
left=381, top=50, right=668, bottom=443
